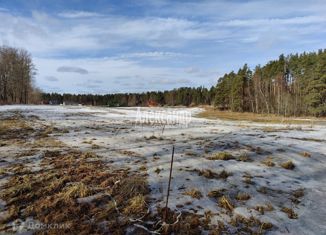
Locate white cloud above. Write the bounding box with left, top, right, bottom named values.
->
left=57, top=66, right=89, bottom=74
left=1, top=0, right=326, bottom=93
left=185, top=67, right=200, bottom=74
left=119, top=51, right=187, bottom=59
left=218, top=16, right=326, bottom=27
left=44, top=76, right=59, bottom=82
left=58, top=11, right=103, bottom=18
left=1, top=5, right=325, bottom=57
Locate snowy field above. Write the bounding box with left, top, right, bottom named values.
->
left=0, top=105, right=325, bottom=234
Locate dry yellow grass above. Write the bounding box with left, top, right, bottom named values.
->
left=61, top=182, right=92, bottom=199
left=197, top=106, right=326, bottom=124
left=238, top=153, right=251, bottom=162
left=183, top=188, right=203, bottom=199
left=219, top=196, right=234, bottom=211
left=254, top=203, right=274, bottom=215
left=261, top=157, right=275, bottom=167
left=207, top=189, right=225, bottom=199
left=281, top=207, right=298, bottom=219
left=31, top=137, right=66, bottom=148
left=123, top=194, right=146, bottom=215
left=207, top=152, right=234, bottom=160
left=235, top=192, right=251, bottom=201
left=0, top=168, right=7, bottom=175
left=139, top=165, right=147, bottom=171
left=0, top=119, right=29, bottom=133
left=91, top=144, right=100, bottom=149
left=280, top=160, right=295, bottom=170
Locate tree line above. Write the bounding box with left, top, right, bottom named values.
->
left=214, top=49, right=326, bottom=116
left=42, top=87, right=216, bottom=107
left=0, top=46, right=39, bottom=104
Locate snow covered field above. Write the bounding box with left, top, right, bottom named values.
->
left=0, top=105, right=325, bottom=234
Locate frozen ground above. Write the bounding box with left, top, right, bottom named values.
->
left=0, top=105, right=325, bottom=234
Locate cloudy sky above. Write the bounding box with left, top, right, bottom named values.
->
left=1, top=0, right=325, bottom=94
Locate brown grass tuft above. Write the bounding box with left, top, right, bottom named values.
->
left=61, top=182, right=92, bottom=199
left=280, top=160, right=295, bottom=170
left=219, top=169, right=232, bottom=179
left=219, top=196, right=234, bottom=211
left=183, top=189, right=203, bottom=199
left=207, top=189, right=225, bottom=199
left=254, top=203, right=274, bottom=215
left=293, top=188, right=304, bottom=198
left=300, top=151, right=311, bottom=158
left=235, top=192, right=251, bottom=201
left=238, top=153, right=252, bottom=162
left=261, top=157, right=275, bottom=167
left=123, top=194, right=146, bottom=215
left=207, top=152, right=234, bottom=160
left=281, top=207, right=298, bottom=219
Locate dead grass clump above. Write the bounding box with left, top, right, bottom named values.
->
left=82, top=140, right=93, bottom=144
left=193, top=168, right=231, bottom=180
left=207, top=189, right=225, bottom=199
left=41, top=126, right=54, bottom=137
left=0, top=114, right=34, bottom=140
left=0, top=168, right=7, bottom=175
left=208, top=152, right=234, bottom=160
left=300, top=151, right=311, bottom=158
left=183, top=189, right=203, bottom=199
left=218, top=196, right=234, bottom=211
left=139, top=165, right=147, bottom=171
left=31, top=137, right=65, bottom=148
left=1, top=176, right=33, bottom=200
left=61, top=182, right=92, bottom=199
left=238, top=153, right=252, bottom=162
left=257, top=186, right=267, bottom=194
left=81, top=152, right=97, bottom=159
left=255, top=147, right=263, bottom=154
left=293, top=188, right=304, bottom=198
left=198, top=169, right=218, bottom=179
left=230, top=215, right=273, bottom=234
left=154, top=168, right=161, bottom=174
left=261, top=157, right=275, bottom=167
left=281, top=207, right=298, bottom=219
left=280, top=160, right=295, bottom=170
left=242, top=173, right=254, bottom=185
left=203, top=210, right=213, bottom=229
left=119, top=150, right=141, bottom=157
left=291, top=188, right=305, bottom=204
left=235, top=192, right=251, bottom=201
left=113, top=176, right=149, bottom=202
left=185, top=151, right=198, bottom=156
left=158, top=208, right=203, bottom=234
left=254, top=203, right=274, bottom=215
left=218, top=169, right=232, bottom=179
left=91, top=144, right=100, bottom=149
left=123, top=194, right=146, bottom=215
left=0, top=205, right=20, bottom=223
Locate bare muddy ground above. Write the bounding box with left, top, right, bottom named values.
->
left=0, top=105, right=325, bottom=234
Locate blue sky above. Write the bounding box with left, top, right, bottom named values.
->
left=0, top=0, right=325, bottom=94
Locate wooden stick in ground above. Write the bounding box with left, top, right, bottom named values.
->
left=164, top=145, right=175, bottom=223
left=161, top=124, right=166, bottom=135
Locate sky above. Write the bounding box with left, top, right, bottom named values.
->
left=0, top=0, right=325, bottom=94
